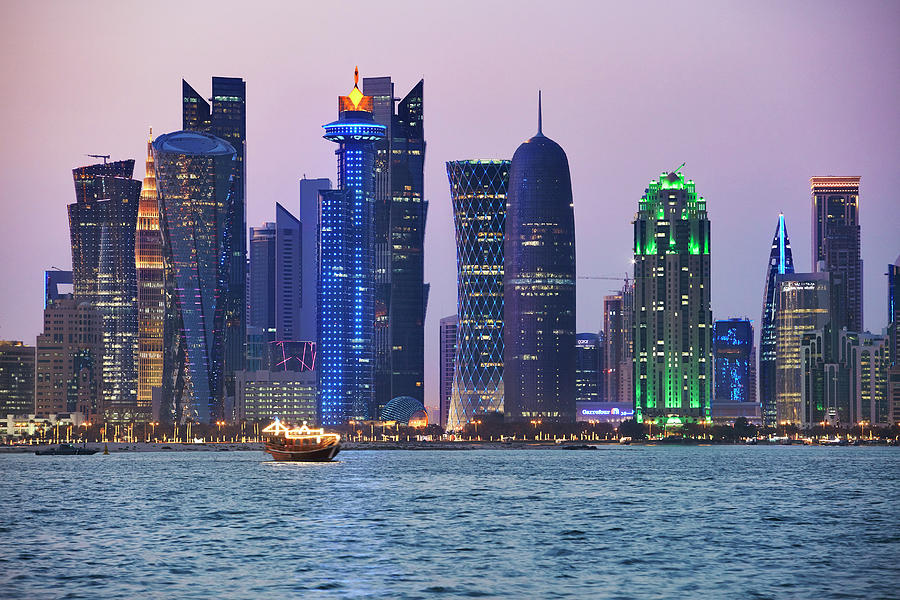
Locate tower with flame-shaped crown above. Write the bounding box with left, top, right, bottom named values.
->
left=318, top=68, right=387, bottom=425
left=136, top=127, right=163, bottom=419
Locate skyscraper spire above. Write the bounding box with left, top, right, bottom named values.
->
left=537, top=90, right=543, bottom=135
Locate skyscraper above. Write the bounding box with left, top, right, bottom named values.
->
left=575, top=333, right=601, bottom=403
left=604, top=280, right=634, bottom=404
left=439, top=315, right=458, bottom=429
left=318, top=69, right=386, bottom=426
left=712, top=318, right=759, bottom=423
left=299, top=178, right=332, bottom=343
left=633, top=168, right=712, bottom=424
left=811, top=176, right=862, bottom=332
left=35, top=298, right=103, bottom=419
left=774, top=273, right=831, bottom=425
left=249, top=205, right=302, bottom=342
left=182, top=76, right=248, bottom=405
left=153, top=130, right=237, bottom=424
left=889, top=256, right=900, bottom=424
left=136, top=128, right=163, bottom=421
left=68, top=159, right=141, bottom=423
left=446, top=160, right=509, bottom=431
left=363, top=76, right=428, bottom=416
left=504, top=96, right=576, bottom=423
left=0, top=341, right=35, bottom=416
left=759, top=213, right=794, bottom=426
left=44, top=270, right=72, bottom=307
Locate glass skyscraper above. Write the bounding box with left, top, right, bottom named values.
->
left=446, top=160, right=509, bottom=431
left=633, top=168, right=712, bottom=424
left=363, top=76, right=428, bottom=417
left=182, top=77, right=248, bottom=406
left=758, top=213, right=794, bottom=426
left=318, top=69, right=386, bottom=426
left=889, top=256, right=900, bottom=424
left=575, top=333, right=601, bottom=403
left=68, top=159, right=141, bottom=423
left=504, top=99, right=576, bottom=423
left=713, top=319, right=755, bottom=403
left=439, top=314, right=458, bottom=429
left=153, top=130, right=237, bottom=424
left=811, top=176, right=862, bottom=333
left=249, top=204, right=302, bottom=342
left=137, top=128, right=163, bottom=421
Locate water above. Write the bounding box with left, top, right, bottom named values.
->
left=1, top=446, right=897, bottom=599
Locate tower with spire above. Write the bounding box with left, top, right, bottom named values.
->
left=759, top=213, right=794, bottom=426
left=503, top=93, right=577, bottom=423
left=318, top=68, right=386, bottom=425
left=136, top=127, right=163, bottom=420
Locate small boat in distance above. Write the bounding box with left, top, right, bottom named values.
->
left=34, top=443, right=98, bottom=456
left=262, top=419, right=341, bottom=462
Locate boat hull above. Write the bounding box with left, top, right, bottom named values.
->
left=265, top=440, right=341, bottom=462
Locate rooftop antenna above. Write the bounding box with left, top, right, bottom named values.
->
left=537, top=90, right=543, bottom=135
left=87, top=154, right=111, bottom=164
left=673, top=162, right=686, bottom=175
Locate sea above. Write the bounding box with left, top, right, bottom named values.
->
left=1, top=446, right=897, bottom=599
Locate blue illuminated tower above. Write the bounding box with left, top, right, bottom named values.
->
left=318, top=68, right=386, bottom=425
left=759, top=213, right=794, bottom=426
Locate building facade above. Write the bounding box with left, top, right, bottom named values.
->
left=35, top=298, right=103, bottom=419
left=504, top=99, right=576, bottom=423
left=249, top=204, right=302, bottom=342
left=183, top=77, right=248, bottom=406
left=318, top=69, right=386, bottom=425
left=235, top=370, right=317, bottom=424
left=712, top=318, right=760, bottom=423
left=249, top=221, right=277, bottom=333
left=363, top=76, right=428, bottom=416
left=44, top=270, right=72, bottom=307
left=888, top=256, right=900, bottom=424
left=298, top=178, right=332, bottom=343
left=774, top=273, right=831, bottom=425
left=439, top=314, right=458, bottom=429
left=136, top=128, right=163, bottom=421
left=69, top=159, right=142, bottom=423
left=153, top=130, right=238, bottom=424
left=0, top=341, right=35, bottom=416
left=446, top=160, right=509, bottom=431
left=759, top=213, right=795, bottom=426
left=604, top=281, right=634, bottom=404
left=575, top=333, right=601, bottom=403
left=633, top=169, right=712, bottom=424
left=811, top=176, right=862, bottom=333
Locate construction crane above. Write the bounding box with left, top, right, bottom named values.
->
left=86, top=154, right=110, bottom=164
left=577, top=273, right=632, bottom=293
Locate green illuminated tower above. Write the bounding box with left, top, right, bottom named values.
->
left=633, top=167, right=712, bottom=424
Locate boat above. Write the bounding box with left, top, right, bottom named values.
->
left=34, top=443, right=98, bottom=456
left=262, top=419, right=341, bottom=462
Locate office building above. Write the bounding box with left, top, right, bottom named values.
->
left=439, top=315, right=458, bottom=429
left=153, top=130, right=237, bottom=424
left=811, top=176, right=862, bottom=332
left=0, top=341, right=35, bottom=416
left=183, top=77, right=248, bottom=405
left=249, top=204, right=302, bottom=341
left=136, top=128, right=163, bottom=421
left=68, top=159, right=141, bottom=422
left=299, top=178, right=332, bottom=342
left=235, top=370, right=317, bottom=424
left=575, top=333, right=601, bottom=403
left=363, top=76, right=428, bottom=416
left=318, top=69, right=386, bottom=425
left=888, top=256, right=900, bottom=424
left=712, top=318, right=760, bottom=423
left=775, top=273, right=831, bottom=425
left=633, top=168, right=712, bottom=424
left=604, top=280, right=634, bottom=404
left=759, top=213, right=794, bottom=426
left=446, top=160, right=509, bottom=431
left=504, top=96, right=576, bottom=423
left=44, top=270, right=72, bottom=307
left=35, top=298, right=103, bottom=419
left=249, top=221, right=276, bottom=332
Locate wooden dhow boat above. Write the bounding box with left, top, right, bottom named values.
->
left=262, top=419, right=341, bottom=462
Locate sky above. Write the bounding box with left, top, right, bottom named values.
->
left=1, top=1, right=898, bottom=414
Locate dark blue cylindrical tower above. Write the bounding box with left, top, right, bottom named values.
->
left=503, top=94, right=577, bottom=423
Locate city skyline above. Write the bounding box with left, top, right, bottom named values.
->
left=1, top=2, right=898, bottom=416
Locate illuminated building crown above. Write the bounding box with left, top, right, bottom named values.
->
left=338, top=66, right=374, bottom=113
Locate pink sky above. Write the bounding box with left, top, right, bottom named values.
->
left=1, top=1, right=898, bottom=412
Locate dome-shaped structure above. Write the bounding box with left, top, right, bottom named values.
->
left=380, top=396, right=427, bottom=424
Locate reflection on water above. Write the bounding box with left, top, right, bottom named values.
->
left=1, top=446, right=897, bottom=599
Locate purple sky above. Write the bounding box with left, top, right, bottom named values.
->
left=1, top=1, right=898, bottom=413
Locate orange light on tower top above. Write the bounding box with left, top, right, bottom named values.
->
left=338, top=66, right=374, bottom=113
